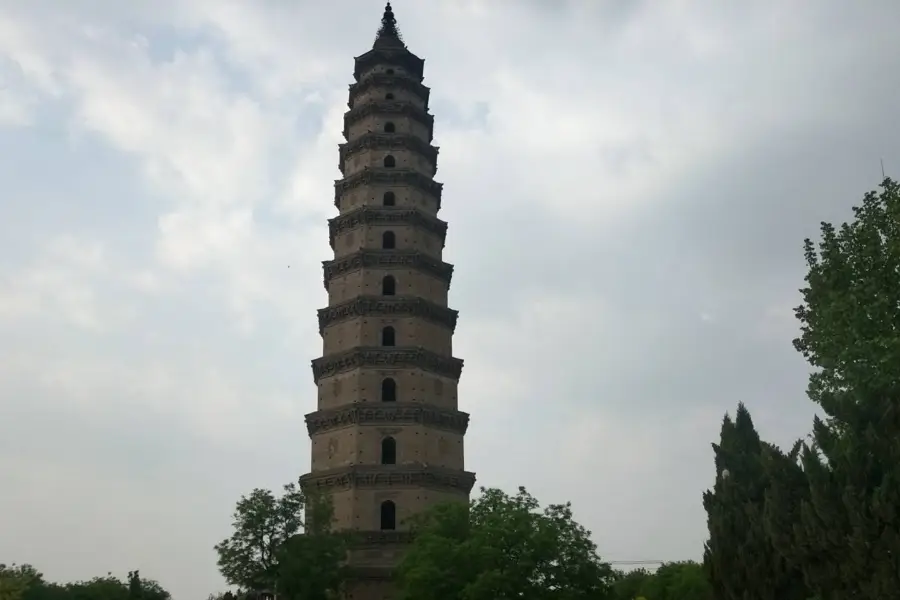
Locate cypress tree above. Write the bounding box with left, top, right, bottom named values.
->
left=703, top=404, right=809, bottom=599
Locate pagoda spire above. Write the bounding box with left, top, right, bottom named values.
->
left=374, top=2, right=405, bottom=49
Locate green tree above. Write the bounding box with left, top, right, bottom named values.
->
left=760, top=441, right=811, bottom=590
left=68, top=574, right=168, bottom=600
left=275, top=494, right=351, bottom=600
left=66, top=576, right=129, bottom=600
left=20, top=581, right=70, bottom=600
left=774, top=177, right=900, bottom=598
left=1, top=568, right=169, bottom=600
left=702, top=404, right=808, bottom=600
left=611, top=569, right=650, bottom=600
left=215, top=484, right=306, bottom=592
left=637, top=561, right=711, bottom=600
left=126, top=572, right=139, bottom=600
left=0, top=565, right=43, bottom=600
left=395, top=486, right=615, bottom=600
left=121, top=571, right=167, bottom=600
left=215, top=482, right=349, bottom=599
left=794, top=177, right=900, bottom=410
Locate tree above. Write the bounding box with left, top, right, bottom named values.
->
left=637, top=561, right=711, bottom=600
left=215, top=484, right=305, bottom=592
left=794, top=177, right=900, bottom=410
left=126, top=572, right=138, bottom=600
left=275, top=494, right=351, bottom=600
left=20, top=581, right=70, bottom=600
left=215, top=482, right=350, bottom=599
left=34, top=574, right=167, bottom=600
left=611, top=569, right=650, bottom=600
left=66, top=576, right=130, bottom=600
left=0, top=565, right=43, bottom=600
left=774, top=177, right=900, bottom=598
left=702, top=404, right=808, bottom=600
left=395, top=486, right=615, bottom=600
left=120, top=571, right=167, bottom=600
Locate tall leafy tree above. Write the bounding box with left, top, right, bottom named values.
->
left=395, top=486, right=615, bottom=600
left=215, top=484, right=305, bottom=592
left=275, top=494, right=351, bottom=600
left=215, top=482, right=350, bottom=599
left=794, top=177, right=900, bottom=409
left=779, top=177, right=900, bottom=597
left=702, top=404, right=808, bottom=600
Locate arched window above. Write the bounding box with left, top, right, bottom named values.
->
left=383, top=191, right=396, bottom=206
left=382, top=231, right=396, bottom=249
left=380, top=501, right=396, bottom=530
left=383, top=155, right=396, bottom=168
left=381, top=275, right=396, bottom=296
left=381, top=437, right=397, bottom=465
left=384, top=122, right=395, bottom=133
left=385, top=93, right=394, bottom=100
left=381, top=378, right=397, bottom=402
left=381, top=326, right=396, bottom=347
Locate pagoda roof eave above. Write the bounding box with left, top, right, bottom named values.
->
left=353, top=48, right=425, bottom=81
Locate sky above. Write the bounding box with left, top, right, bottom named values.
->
left=1, top=0, right=898, bottom=598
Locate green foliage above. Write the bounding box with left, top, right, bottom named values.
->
left=702, top=405, right=809, bottom=600
left=769, top=177, right=900, bottom=598
left=132, top=578, right=168, bottom=600
left=760, top=441, right=809, bottom=576
left=275, top=495, right=352, bottom=600
left=0, top=565, right=43, bottom=600
left=215, top=482, right=349, bottom=599
left=794, top=177, right=900, bottom=408
left=612, top=562, right=711, bottom=600
left=66, top=576, right=130, bottom=600
left=126, top=572, right=139, bottom=600
left=214, top=484, right=305, bottom=592
left=640, top=562, right=711, bottom=600
left=395, top=486, right=615, bottom=600
left=0, top=568, right=169, bottom=600
left=205, top=592, right=239, bottom=600
left=611, top=569, right=650, bottom=600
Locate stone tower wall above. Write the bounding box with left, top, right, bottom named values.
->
left=299, top=4, right=475, bottom=598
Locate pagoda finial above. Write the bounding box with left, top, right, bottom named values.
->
left=374, top=2, right=405, bottom=49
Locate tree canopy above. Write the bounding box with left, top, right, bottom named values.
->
left=395, top=486, right=615, bottom=600
left=702, top=405, right=809, bottom=600
left=794, top=177, right=900, bottom=408
left=215, top=484, right=306, bottom=592
left=0, top=566, right=170, bottom=600
left=702, top=178, right=900, bottom=599
left=214, top=481, right=350, bottom=600
left=273, top=494, right=350, bottom=600
left=769, top=176, right=900, bottom=598
left=611, top=562, right=711, bottom=600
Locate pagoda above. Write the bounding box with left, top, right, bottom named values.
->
left=299, top=4, right=475, bottom=598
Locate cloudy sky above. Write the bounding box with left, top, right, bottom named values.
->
left=1, top=0, right=898, bottom=597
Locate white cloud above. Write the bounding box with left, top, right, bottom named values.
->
left=0, top=236, right=120, bottom=330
